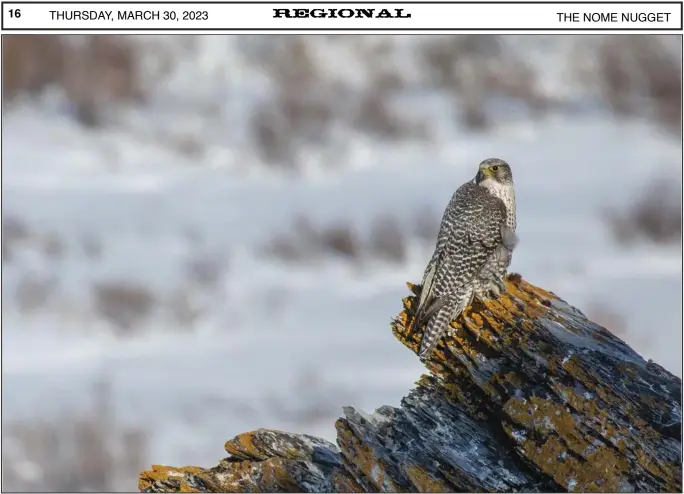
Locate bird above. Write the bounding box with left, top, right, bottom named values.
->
left=411, top=158, right=518, bottom=360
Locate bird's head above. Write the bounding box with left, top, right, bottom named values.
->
left=475, top=158, right=513, bottom=186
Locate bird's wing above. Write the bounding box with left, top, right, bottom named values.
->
left=415, top=183, right=476, bottom=312
left=409, top=249, right=444, bottom=335
left=456, top=185, right=508, bottom=251
left=412, top=288, right=449, bottom=330
left=439, top=183, right=507, bottom=284
left=500, top=224, right=519, bottom=252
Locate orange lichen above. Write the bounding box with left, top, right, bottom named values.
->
left=335, top=419, right=407, bottom=493
left=468, top=312, right=484, bottom=327
left=559, top=357, right=665, bottom=450
left=560, top=353, right=600, bottom=391
left=481, top=312, right=504, bottom=334
left=502, top=395, right=638, bottom=491
left=639, top=393, right=671, bottom=413
left=525, top=431, right=627, bottom=491
left=549, top=380, right=656, bottom=453
left=449, top=330, right=480, bottom=361
left=178, top=482, right=200, bottom=493
left=404, top=464, right=449, bottom=492
left=492, top=371, right=523, bottom=390
left=504, top=396, right=590, bottom=452
left=406, top=281, right=420, bottom=294
left=259, top=457, right=299, bottom=491
left=200, top=461, right=262, bottom=492
left=332, top=469, right=365, bottom=492
left=514, top=280, right=556, bottom=302
left=225, top=429, right=325, bottom=465
left=138, top=465, right=204, bottom=492
left=460, top=314, right=507, bottom=352
left=225, top=431, right=262, bottom=460
left=440, top=375, right=490, bottom=419
left=633, top=448, right=681, bottom=491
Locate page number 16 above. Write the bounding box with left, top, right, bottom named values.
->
left=8, top=8, right=21, bottom=17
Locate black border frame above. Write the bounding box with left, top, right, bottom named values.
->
left=1, top=1, right=683, bottom=31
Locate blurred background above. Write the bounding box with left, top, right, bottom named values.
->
left=1, top=34, right=681, bottom=491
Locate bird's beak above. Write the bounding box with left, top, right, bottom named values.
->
left=476, top=169, right=489, bottom=183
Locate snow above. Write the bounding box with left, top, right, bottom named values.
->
left=2, top=36, right=681, bottom=491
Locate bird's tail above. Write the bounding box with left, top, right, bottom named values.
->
left=409, top=258, right=438, bottom=334
left=418, top=287, right=472, bottom=360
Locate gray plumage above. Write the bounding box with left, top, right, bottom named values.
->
left=414, top=158, right=517, bottom=360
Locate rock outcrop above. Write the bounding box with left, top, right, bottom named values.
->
left=139, top=275, right=682, bottom=493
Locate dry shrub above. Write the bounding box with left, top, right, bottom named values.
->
left=169, top=132, right=206, bottom=159
left=420, top=35, right=546, bottom=129
left=3, top=216, right=70, bottom=263
left=598, top=36, right=681, bottom=133
left=262, top=216, right=323, bottom=262
left=357, top=41, right=428, bottom=140
left=14, top=273, right=57, bottom=313
left=263, top=217, right=360, bottom=263
left=352, top=39, right=426, bottom=138
left=3, top=214, right=30, bottom=237
left=1, top=381, right=147, bottom=492
left=3, top=216, right=71, bottom=263
left=92, top=281, right=156, bottom=333
left=3, top=35, right=143, bottom=126
left=320, top=224, right=360, bottom=260
left=250, top=36, right=335, bottom=168
left=263, top=233, right=307, bottom=263
left=41, top=232, right=64, bottom=260
left=2, top=214, right=30, bottom=263
left=598, top=36, right=635, bottom=116
left=604, top=178, right=681, bottom=245
left=356, top=87, right=406, bottom=138
left=264, top=215, right=425, bottom=265
left=2, top=241, right=13, bottom=263
left=2, top=35, right=68, bottom=101
left=249, top=36, right=425, bottom=168
left=64, top=36, right=143, bottom=127
left=355, top=84, right=428, bottom=140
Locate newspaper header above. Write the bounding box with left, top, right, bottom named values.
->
left=2, top=2, right=682, bottom=31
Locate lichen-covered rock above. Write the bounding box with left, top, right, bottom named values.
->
left=139, top=429, right=345, bottom=493
left=140, top=275, right=682, bottom=493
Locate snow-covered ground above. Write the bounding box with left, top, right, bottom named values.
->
left=2, top=36, right=681, bottom=491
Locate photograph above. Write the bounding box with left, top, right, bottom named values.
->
left=2, top=33, right=681, bottom=492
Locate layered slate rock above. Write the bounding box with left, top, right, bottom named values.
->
left=139, top=430, right=347, bottom=492
left=140, top=275, right=682, bottom=493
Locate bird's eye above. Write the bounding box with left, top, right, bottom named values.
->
left=491, top=166, right=499, bottom=171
